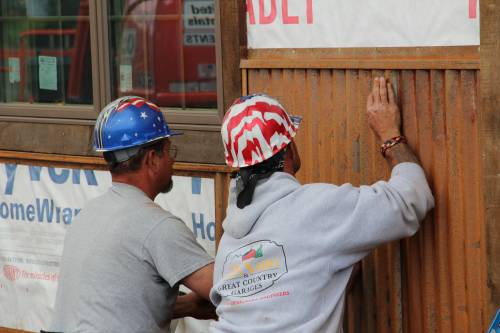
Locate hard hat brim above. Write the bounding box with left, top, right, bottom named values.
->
left=94, top=130, right=183, bottom=152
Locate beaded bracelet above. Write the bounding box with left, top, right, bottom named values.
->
left=380, top=136, right=407, bottom=157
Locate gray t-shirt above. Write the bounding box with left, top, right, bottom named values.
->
left=50, top=183, right=213, bottom=333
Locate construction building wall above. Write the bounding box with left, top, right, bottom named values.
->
left=241, top=45, right=488, bottom=332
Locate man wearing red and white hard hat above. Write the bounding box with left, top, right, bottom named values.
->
left=209, top=78, right=435, bottom=332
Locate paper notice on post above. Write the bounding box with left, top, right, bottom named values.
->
left=8, top=58, right=20, bottom=83
left=119, top=64, right=133, bottom=92
left=38, top=56, right=58, bottom=91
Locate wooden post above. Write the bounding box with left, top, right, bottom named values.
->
left=480, top=0, right=500, bottom=323
left=216, top=0, right=247, bottom=113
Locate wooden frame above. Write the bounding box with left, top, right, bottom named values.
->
left=216, top=0, right=247, bottom=112
left=0, top=149, right=230, bottom=173
left=242, top=46, right=480, bottom=70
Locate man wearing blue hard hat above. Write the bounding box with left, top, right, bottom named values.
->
left=49, top=96, right=215, bottom=332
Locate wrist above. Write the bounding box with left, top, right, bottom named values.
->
left=380, top=136, right=407, bottom=158
left=379, top=131, right=401, bottom=143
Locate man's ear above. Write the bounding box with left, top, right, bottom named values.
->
left=143, top=149, right=159, bottom=171
left=283, top=144, right=295, bottom=175
left=291, top=141, right=301, bottom=173
left=283, top=141, right=301, bottom=175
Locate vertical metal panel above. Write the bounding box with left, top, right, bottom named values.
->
left=246, top=67, right=485, bottom=333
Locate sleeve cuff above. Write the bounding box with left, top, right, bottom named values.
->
left=170, top=259, right=214, bottom=287
left=391, top=162, right=427, bottom=183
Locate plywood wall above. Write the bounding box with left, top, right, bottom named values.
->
left=244, top=66, right=487, bottom=333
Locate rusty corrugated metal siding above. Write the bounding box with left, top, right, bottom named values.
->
left=244, top=68, right=486, bottom=333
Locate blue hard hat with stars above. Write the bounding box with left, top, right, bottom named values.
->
left=93, top=96, right=182, bottom=152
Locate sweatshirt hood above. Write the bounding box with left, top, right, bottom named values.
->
left=223, top=172, right=300, bottom=239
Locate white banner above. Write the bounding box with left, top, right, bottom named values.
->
left=246, top=0, right=480, bottom=48
left=0, top=163, right=215, bottom=332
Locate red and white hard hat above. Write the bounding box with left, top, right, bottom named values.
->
left=221, top=94, right=301, bottom=168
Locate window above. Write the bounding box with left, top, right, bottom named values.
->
left=0, top=0, right=92, bottom=105
left=108, top=0, right=217, bottom=109
left=0, top=0, right=220, bottom=123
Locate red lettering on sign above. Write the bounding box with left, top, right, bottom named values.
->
left=247, top=0, right=256, bottom=24
left=307, top=0, right=313, bottom=24
left=259, top=0, right=277, bottom=24
left=469, top=0, right=477, bottom=19
left=246, top=0, right=314, bottom=25
left=282, top=0, right=299, bottom=24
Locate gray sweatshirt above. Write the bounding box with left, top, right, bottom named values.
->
left=209, top=162, right=434, bottom=333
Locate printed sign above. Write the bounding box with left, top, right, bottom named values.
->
left=38, top=56, right=57, bottom=91
left=0, top=163, right=215, bottom=331
left=8, top=58, right=20, bottom=84
left=184, top=0, right=215, bottom=29
left=183, top=0, right=215, bottom=46
left=119, top=64, right=133, bottom=92
left=184, top=32, right=216, bottom=46
left=198, top=63, right=216, bottom=79
left=219, top=240, right=288, bottom=298
left=246, top=0, right=480, bottom=48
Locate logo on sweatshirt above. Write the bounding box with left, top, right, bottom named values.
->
left=218, top=240, right=288, bottom=297
left=242, top=244, right=263, bottom=261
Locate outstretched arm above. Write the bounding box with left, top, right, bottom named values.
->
left=326, top=77, right=434, bottom=270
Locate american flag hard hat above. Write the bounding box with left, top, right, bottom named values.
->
left=221, top=94, right=301, bottom=168
left=93, top=96, right=182, bottom=152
